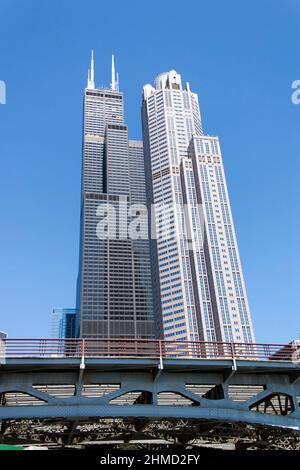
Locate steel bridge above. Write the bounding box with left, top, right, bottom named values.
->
left=0, top=338, right=300, bottom=449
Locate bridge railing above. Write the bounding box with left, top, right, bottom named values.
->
left=0, top=338, right=299, bottom=362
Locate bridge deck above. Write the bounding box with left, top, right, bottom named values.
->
left=0, top=339, right=300, bottom=447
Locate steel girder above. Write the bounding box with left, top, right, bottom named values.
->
left=0, top=358, right=300, bottom=430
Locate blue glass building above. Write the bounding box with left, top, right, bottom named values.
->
left=51, top=308, right=77, bottom=339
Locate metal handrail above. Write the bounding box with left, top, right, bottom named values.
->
left=0, top=338, right=299, bottom=362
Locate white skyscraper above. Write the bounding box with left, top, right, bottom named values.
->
left=142, top=70, right=255, bottom=344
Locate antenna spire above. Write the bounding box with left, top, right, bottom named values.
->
left=111, top=54, right=119, bottom=91
left=87, top=50, right=95, bottom=89
left=90, top=50, right=94, bottom=85
left=111, top=54, right=116, bottom=90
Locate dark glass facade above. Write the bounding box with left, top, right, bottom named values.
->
left=76, top=86, right=156, bottom=339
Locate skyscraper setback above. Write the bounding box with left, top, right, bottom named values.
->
left=75, top=56, right=255, bottom=346
left=76, top=53, right=155, bottom=339
left=142, top=70, right=255, bottom=344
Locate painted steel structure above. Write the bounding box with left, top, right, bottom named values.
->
left=0, top=338, right=299, bottom=447
left=0, top=340, right=299, bottom=421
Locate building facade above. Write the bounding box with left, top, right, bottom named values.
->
left=142, top=70, right=255, bottom=344
left=76, top=54, right=156, bottom=339
left=51, top=309, right=77, bottom=339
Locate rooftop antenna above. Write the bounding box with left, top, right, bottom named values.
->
left=111, top=54, right=119, bottom=91
left=87, top=50, right=95, bottom=89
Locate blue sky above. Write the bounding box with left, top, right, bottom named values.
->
left=0, top=0, right=299, bottom=342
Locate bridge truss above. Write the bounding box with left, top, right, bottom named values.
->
left=0, top=338, right=300, bottom=449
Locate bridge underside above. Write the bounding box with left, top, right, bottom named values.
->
left=0, top=358, right=300, bottom=448
left=1, top=418, right=300, bottom=450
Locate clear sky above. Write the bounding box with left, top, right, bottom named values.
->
left=0, top=0, right=299, bottom=342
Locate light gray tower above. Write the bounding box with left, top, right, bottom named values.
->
left=76, top=53, right=156, bottom=339
left=142, top=70, right=255, bottom=344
